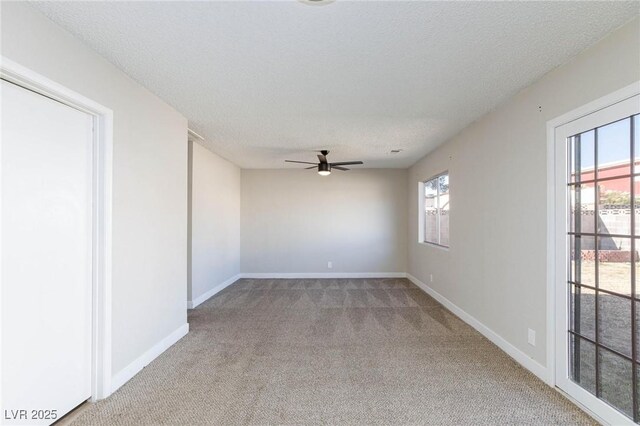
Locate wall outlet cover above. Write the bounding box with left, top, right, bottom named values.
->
left=528, top=328, right=536, bottom=346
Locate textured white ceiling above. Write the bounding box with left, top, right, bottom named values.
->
left=32, top=1, right=639, bottom=168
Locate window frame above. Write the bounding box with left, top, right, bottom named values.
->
left=418, top=171, right=449, bottom=248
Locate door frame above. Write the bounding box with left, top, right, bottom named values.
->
left=1, top=57, right=114, bottom=401
left=546, top=81, right=640, bottom=424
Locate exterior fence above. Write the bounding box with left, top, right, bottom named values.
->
left=575, top=206, right=639, bottom=261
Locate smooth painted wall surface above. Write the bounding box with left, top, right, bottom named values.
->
left=408, top=18, right=640, bottom=366
left=1, top=3, right=189, bottom=375
left=189, top=142, right=241, bottom=302
left=242, top=169, right=407, bottom=273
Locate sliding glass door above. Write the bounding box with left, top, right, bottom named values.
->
left=555, top=93, right=640, bottom=424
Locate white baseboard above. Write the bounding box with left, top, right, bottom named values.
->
left=110, top=323, right=189, bottom=394
left=239, top=272, right=407, bottom=279
left=406, top=273, right=549, bottom=383
left=188, top=273, right=242, bottom=309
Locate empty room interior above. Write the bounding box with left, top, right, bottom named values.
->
left=2, top=1, right=640, bottom=425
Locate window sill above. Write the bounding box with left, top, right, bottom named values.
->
left=418, top=241, right=450, bottom=251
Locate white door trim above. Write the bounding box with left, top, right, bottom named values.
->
left=546, top=81, right=640, bottom=424
left=1, top=56, right=114, bottom=400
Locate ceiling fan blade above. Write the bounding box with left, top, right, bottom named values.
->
left=285, top=160, right=318, bottom=165
left=317, top=154, right=327, bottom=163
left=305, top=166, right=316, bottom=169
left=329, top=161, right=363, bottom=166
left=332, top=166, right=350, bottom=171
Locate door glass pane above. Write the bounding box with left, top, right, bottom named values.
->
left=570, top=284, right=595, bottom=340
left=635, top=179, right=640, bottom=236
left=636, top=239, right=640, bottom=299
left=570, top=335, right=596, bottom=395
left=637, top=369, right=640, bottom=422
left=571, top=235, right=596, bottom=286
left=571, top=183, right=596, bottom=234
left=598, top=178, right=631, bottom=236
left=598, top=118, right=631, bottom=178
left=634, top=114, right=640, bottom=173
left=637, top=302, right=640, bottom=425
left=636, top=301, right=640, bottom=362
left=570, top=130, right=595, bottom=183
left=598, top=295, right=632, bottom=357
left=598, top=237, right=631, bottom=296
left=600, top=349, right=634, bottom=418
left=570, top=136, right=578, bottom=183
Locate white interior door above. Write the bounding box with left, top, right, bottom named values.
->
left=1, top=79, right=93, bottom=425
left=555, top=93, right=640, bottom=425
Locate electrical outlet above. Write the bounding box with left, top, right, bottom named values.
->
left=528, top=328, right=536, bottom=346
left=327, top=261, right=333, bottom=269
left=430, top=274, right=433, bottom=283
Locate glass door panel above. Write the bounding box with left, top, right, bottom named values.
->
left=567, top=112, right=639, bottom=423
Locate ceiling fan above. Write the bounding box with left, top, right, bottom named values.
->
left=285, top=150, right=363, bottom=176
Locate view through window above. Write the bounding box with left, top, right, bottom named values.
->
left=424, top=173, right=449, bottom=247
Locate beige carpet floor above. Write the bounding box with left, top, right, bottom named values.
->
left=70, top=278, right=594, bottom=425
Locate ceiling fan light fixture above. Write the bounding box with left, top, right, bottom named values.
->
left=298, top=0, right=335, bottom=6
left=318, top=163, right=331, bottom=176
left=284, top=150, right=362, bottom=175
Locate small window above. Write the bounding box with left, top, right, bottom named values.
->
left=421, top=172, right=449, bottom=247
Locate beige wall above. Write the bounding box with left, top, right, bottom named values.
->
left=408, top=18, right=640, bottom=366
left=189, top=142, right=241, bottom=302
left=242, top=169, right=407, bottom=274
left=1, top=3, right=189, bottom=376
